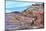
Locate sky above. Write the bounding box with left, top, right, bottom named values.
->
left=6, top=0, right=43, bottom=13
left=6, top=0, right=30, bottom=1
left=6, top=1, right=33, bottom=13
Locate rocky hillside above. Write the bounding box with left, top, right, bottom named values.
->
left=5, top=3, right=44, bottom=30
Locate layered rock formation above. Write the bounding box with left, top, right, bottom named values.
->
left=5, top=3, right=44, bottom=30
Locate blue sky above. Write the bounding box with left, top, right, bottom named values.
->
left=6, top=1, right=33, bottom=13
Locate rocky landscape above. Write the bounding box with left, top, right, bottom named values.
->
left=5, top=3, right=44, bottom=30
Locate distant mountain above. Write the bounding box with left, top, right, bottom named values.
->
left=11, top=11, right=20, bottom=13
